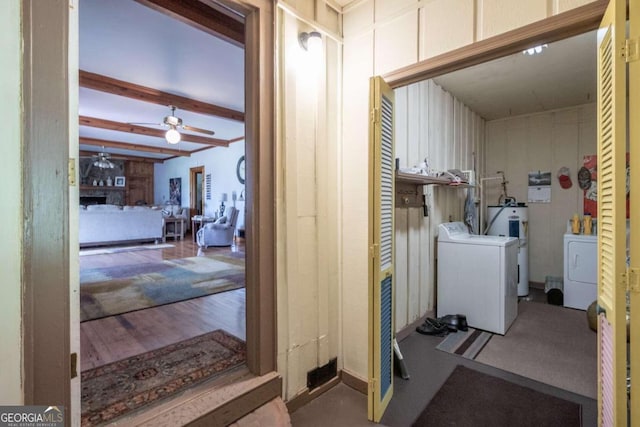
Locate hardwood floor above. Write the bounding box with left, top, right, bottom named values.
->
left=79, top=232, right=246, bottom=371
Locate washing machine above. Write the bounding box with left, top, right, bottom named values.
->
left=437, top=222, right=519, bottom=335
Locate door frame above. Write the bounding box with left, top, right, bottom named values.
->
left=22, top=0, right=276, bottom=422
left=383, top=0, right=608, bottom=89
left=368, top=0, right=608, bottom=421
left=190, top=165, right=205, bottom=218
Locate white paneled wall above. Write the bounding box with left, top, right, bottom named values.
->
left=394, top=80, right=483, bottom=332
left=276, top=7, right=341, bottom=401
left=483, top=104, right=597, bottom=283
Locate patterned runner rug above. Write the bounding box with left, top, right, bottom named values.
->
left=80, top=254, right=245, bottom=322
left=81, top=330, right=246, bottom=426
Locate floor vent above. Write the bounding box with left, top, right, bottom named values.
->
left=307, top=358, right=337, bottom=391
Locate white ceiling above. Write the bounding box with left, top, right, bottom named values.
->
left=79, top=0, right=245, bottom=159
left=433, top=30, right=597, bottom=120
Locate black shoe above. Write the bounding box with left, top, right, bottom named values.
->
left=436, top=314, right=468, bottom=332
left=416, top=318, right=449, bottom=336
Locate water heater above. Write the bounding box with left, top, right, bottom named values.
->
left=486, top=205, right=529, bottom=296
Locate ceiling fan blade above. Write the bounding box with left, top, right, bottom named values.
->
left=181, top=124, right=215, bottom=135
left=127, top=122, right=165, bottom=127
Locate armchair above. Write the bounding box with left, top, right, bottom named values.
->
left=196, top=207, right=239, bottom=247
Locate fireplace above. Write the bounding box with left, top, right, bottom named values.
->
left=80, top=196, right=107, bottom=205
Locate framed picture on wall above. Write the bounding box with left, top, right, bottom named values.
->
left=170, top=177, right=182, bottom=205
left=114, top=176, right=126, bottom=187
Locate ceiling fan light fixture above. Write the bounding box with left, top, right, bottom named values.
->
left=165, top=127, right=181, bottom=144
left=93, top=150, right=115, bottom=169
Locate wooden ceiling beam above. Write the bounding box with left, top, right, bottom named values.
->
left=79, top=137, right=191, bottom=157
left=79, top=150, right=164, bottom=163
left=79, top=71, right=245, bottom=123
left=79, top=116, right=230, bottom=147
left=134, top=0, right=244, bottom=47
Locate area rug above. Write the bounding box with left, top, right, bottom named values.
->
left=80, top=254, right=245, bottom=322
left=79, top=243, right=175, bottom=256
left=435, top=328, right=493, bottom=360
left=475, top=301, right=597, bottom=398
left=81, top=329, right=246, bottom=426
left=412, top=365, right=581, bottom=427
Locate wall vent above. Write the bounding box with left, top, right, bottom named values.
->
left=306, top=357, right=337, bottom=391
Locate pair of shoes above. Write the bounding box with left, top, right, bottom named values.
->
left=416, top=318, right=449, bottom=336
left=432, top=314, right=468, bottom=332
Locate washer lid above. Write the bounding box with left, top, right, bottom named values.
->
left=438, top=222, right=517, bottom=246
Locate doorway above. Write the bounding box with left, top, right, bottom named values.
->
left=190, top=166, right=205, bottom=218
left=368, top=2, right=608, bottom=421
left=22, top=0, right=276, bottom=423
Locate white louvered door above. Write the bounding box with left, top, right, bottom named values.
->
left=596, top=1, right=627, bottom=425
left=368, top=76, right=395, bottom=422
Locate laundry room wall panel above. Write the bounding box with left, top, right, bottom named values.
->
left=276, top=8, right=342, bottom=400
left=343, top=1, right=373, bottom=38
left=420, top=0, right=475, bottom=60
left=556, top=0, right=595, bottom=14
left=483, top=120, right=507, bottom=205
left=395, top=211, right=410, bottom=327
left=392, top=79, right=483, bottom=332
left=373, top=11, right=418, bottom=76
left=394, top=86, right=410, bottom=328
left=479, top=0, right=548, bottom=39
left=341, top=28, right=374, bottom=381
left=484, top=103, right=597, bottom=283
left=375, top=0, right=416, bottom=22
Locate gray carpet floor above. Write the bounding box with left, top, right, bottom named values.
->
left=291, top=294, right=598, bottom=426
left=475, top=300, right=597, bottom=398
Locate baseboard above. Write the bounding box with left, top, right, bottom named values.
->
left=286, top=375, right=341, bottom=414
left=396, top=309, right=435, bottom=342
left=530, top=281, right=545, bottom=290
left=340, top=369, right=368, bottom=395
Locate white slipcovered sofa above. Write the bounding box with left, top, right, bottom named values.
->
left=79, top=204, right=164, bottom=247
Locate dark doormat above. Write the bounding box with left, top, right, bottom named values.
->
left=412, top=365, right=581, bottom=427
left=81, top=330, right=246, bottom=426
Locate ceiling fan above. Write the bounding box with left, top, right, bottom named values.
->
left=92, top=150, right=114, bottom=169
left=130, top=105, right=215, bottom=144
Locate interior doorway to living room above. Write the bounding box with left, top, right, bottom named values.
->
left=190, top=166, right=205, bottom=217
left=77, top=0, right=248, bottom=423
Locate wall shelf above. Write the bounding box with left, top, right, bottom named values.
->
left=395, top=171, right=472, bottom=209
left=395, top=171, right=472, bottom=188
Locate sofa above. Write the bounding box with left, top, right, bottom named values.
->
left=79, top=204, right=165, bottom=247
